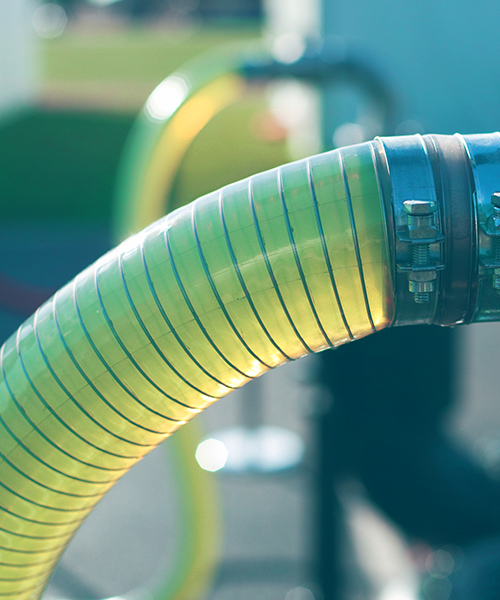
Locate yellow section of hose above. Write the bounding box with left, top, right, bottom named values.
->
left=151, top=420, right=221, bottom=600
left=0, top=140, right=393, bottom=598
left=122, top=74, right=245, bottom=236
left=113, top=40, right=270, bottom=242
left=113, top=74, right=248, bottom=600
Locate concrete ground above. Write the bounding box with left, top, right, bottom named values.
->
left=43, top=323, right=500, bottom=600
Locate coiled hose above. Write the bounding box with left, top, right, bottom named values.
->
left=111, top=39, right=393, bottom=600
left=110, top=49, right=252, bottom=600
left=0, top=130, right=498, bottom=598
left=111, top=45, right=393, bottom=600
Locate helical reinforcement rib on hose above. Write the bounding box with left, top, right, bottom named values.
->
left=111, top=51, right=246, bottom=600
left=0, top=140, right=392, bottom=598
left=3, top=128, right=500, bottom=598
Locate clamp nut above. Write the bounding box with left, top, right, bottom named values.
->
left=404, top=200, right=440, bottom=240
left=409, top=280, right=434, bottom=294
left=486, top=193, right=500, bottom=235
left=408, top=270, right=436, bottom=296
left=408, top=270, right=437, bottom=283
left=489, top=193, right=500, bottom=290
left=403, top=200, right=437, bottom=216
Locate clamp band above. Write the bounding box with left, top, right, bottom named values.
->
left=423, top=135, right=477, bottom=326
left=375, top=134, right=477, bottom=327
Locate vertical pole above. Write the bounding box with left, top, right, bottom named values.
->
left=314, top=397, right=342, bottom=600
left=0, top=1, right=38, bottom=119
left=263, top=1, right=342, bottom=598
left=316, top=4, right=344, bottom=598
left=319, top=0, right=338, bottom=151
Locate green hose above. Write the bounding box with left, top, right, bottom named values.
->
left=114, top=42, right=264, bottom=240
left=0, top=139, right=392, bottom=598
left=111, top=48, right=253, bottom=600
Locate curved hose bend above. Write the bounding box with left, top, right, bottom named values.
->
left=0, top=132, right=496, bottom=598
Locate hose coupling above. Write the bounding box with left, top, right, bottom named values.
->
left=377, top=133, right=479, bottom=326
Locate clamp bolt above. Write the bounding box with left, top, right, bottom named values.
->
left=490, top=192, right=500, bottom=290
left=403, top=200, right=438, bottom=303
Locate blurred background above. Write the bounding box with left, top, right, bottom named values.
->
left=3, top=1, right=500, bottom=599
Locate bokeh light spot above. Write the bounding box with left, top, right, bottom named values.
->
left=195, top=438, right=228, bottom=472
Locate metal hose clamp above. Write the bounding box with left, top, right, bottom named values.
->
left=458, top=132, right=500, bottom=323
left=376, top=134, right=477, bottom=327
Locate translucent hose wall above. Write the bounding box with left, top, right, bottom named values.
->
left=115, top=43, right=264, bottom=240
left=112, top=53, right=249, bottom=600
left=113, top=46, right=390, bottom=599
left=0, top=140, right=392, bottom=598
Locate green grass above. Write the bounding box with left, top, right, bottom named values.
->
left=0, top=25, right=288, bottom=225
left=0, top=110, right=134, bottom=222
left=41, top=26, right=262, bottom=110
left=43, top=26, right=260, bottom=84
